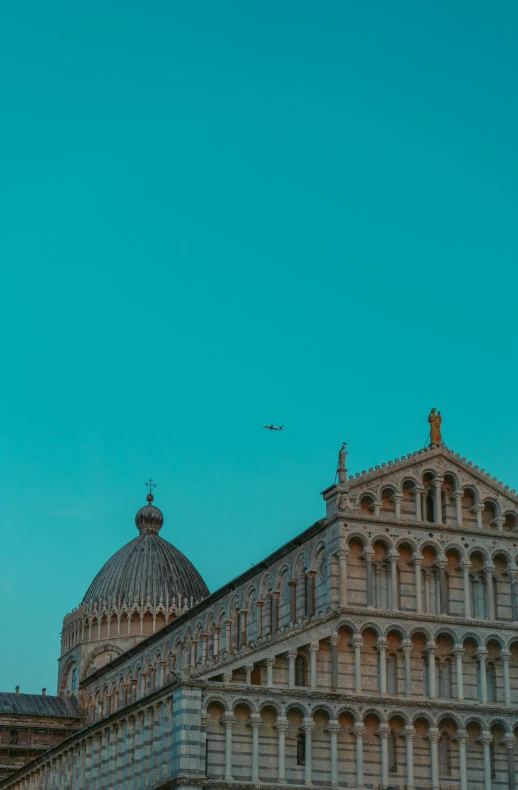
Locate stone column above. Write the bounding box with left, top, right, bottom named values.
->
left=302, top=720, right=314, bottom=786
left=338, top=550, right=348, bottom=607
left=317, top=719, right=336, bottom=788
left=415, top=486, right=423, bottom=521
left=505, top=735, right=516, bottom=790
left=225, top=618, right=232, bottom=654
left=394, top=492, right=402, bottom=520
left=306, top=573, right=316, bottom=619
left=438, top=559, right=448, bottom=614
left=379, top=724, right=389, bottom=788
left=427, top=646, right=437, bottom=698
left=481, top=732, right=492, bottom=790
left=429, top=727, right=440, bottom=790
left=421, top=490, right=428, bottom=523
left=454, top=646, right=464, bottom=700
left=434, top=480, right=443, bottom=524
left=213, top=626, right=220, bottom=658
left=403, top=640, right=412, bottom=697
left=502, top=649, right=512, bottom=705
left=288, top=652, right=296, bottom=687
left=272, top=592, right=280, bottom=631
left=454, top=491, right=463, bottom=525
left=330, top=635, right=339, bottom=691
left=265, top=657, right=275, bottom=687
left=239, top=612, right=247, bottom=648
left=414, top=556, right=423, bottom=613
left=222, top=715, right=235, bottom=781
left=375, top=567, right=382, bottom=609
left=149, top=666, right=157, bottom=692
left=462, top=561, right=472, bottom=618
left=309, top=642, right=319, bottom=689
left=275, top=718, right=289, bottom=783
left=353, top=636, right=363, bottom=693
left=248, top=715, right=262, bottom=782
left=255, top=602, right=264, bottom=639
left=353, top=724, right=365, bottom=789
left=140, top=670, right=147, bottom=697
left=159, top=661, right=166, bottom=687
left=478, top=649, right=488, bottom=703
left=475, top=504, right=484, bottom=529
left=486, top=565, right=495, bottom=619
left=458, top=729, right=468, bottom=790
left=201, top=633, right=209, bottom=663
left=245, top=663, right=254, bottom=685
left=365, top=552, right=374, bottom=608
left=190, top=640, right=197, bottom=667
left=390, top=553, right=399, bottom=610
left=405, top=726, right=415, bottom=790
left=510, top=570, right=518, bottom=621
left=377, top=638, right=388, bottom=695
left=288, top=580, right=297, bottom=623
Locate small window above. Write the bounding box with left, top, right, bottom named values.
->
left=388, top=729, right=397, bottom=772
left=439, top=734, right=452, bottom=776
left=296, top=732, right=305, bottom=766
left=9, top=730, right=18, bottom=745
left=71, top=668, right=77, bottom=691
left=295, top=656, right=306, bottom=687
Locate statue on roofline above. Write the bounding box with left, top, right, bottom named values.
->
left=428, top=408, right=442, bottom=445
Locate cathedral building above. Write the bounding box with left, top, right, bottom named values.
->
left=2, top=418, right=518, bottom=790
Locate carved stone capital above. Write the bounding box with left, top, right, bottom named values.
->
left=353, top=724, right=365, bottom=738
left=427, top=727, right=440, bottom=744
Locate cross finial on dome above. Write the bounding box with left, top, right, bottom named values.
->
left=145, top=478, right=157, bottom=502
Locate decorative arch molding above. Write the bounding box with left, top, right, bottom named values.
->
left=483, top=632, right=507, bottom=649
left=358, top=620, right=383, bottom=637
left=335, top=617, right=359, bottom=635
left=83, top=644, right=124, bottom=679
left=467, top=545, right=491, bottom=562
left=459, top=630, right=484, bottom=647
left=359, top=706, right=383, bottom=724
left=386, top=708, right=411, bottom=725
left=411, top=710, right=435, bottom=726
left=285, top=700, right=310, bottom=717
left=335, top=704, right=359, bottom=722
left=383, top=623, right=409, bottom=640
left=436, top=711, right=464, bottom=729
left=309, top=702, right=334, bottom=719
left=257, top=697, right=283, bottom=716
left=229, top=696, right=257, bottom=714
left=407, top=624, right=434, bottom=641
left=433, top=626, right=461, bottom=643
left=202, top=693, right=231, bottom=714
left=488, top=716, right=512, bottom=734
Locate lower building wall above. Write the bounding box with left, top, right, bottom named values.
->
left=1, top=680, right=517, bottom=790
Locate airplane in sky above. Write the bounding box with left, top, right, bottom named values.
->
left=263, top=424, right=284, bottom=431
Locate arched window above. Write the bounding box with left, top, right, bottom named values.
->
left=388, top=729, right=397, bottom=772
left=387, top=654, right=397, bottom=694
left=295, top=655, right=306, bottom=687
left=296, top=732, right=305, bottom=765
left=71, top=667, right=77, bottom=691
left=439, top=733, right=452, bottom=776
left=486, top=662, right=497, bottom=702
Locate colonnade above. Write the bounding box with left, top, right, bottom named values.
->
left=211, top=710, right=516, bottom=790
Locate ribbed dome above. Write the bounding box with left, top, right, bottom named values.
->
left=82, top=497, right=209, bottom=606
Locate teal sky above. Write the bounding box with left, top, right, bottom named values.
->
left=1, top=1, right=517, bottom=693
